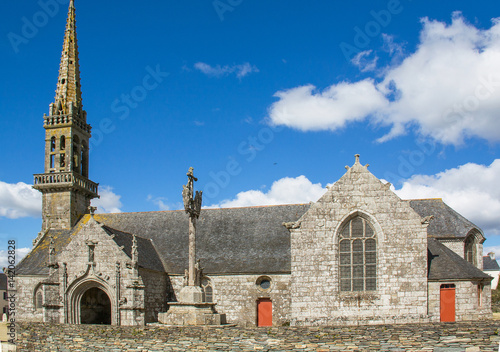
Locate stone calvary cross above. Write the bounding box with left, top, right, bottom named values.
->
left=182, top=167, right=203, bottom=288
left=157, top=168, right=225, bottom=325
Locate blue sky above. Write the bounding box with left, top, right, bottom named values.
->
left=1, top=0, right=500, bottom=263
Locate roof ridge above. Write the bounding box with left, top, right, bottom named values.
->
left=408, top=198, right=443, bottom=201
left=93, top=203, right=310, bottom=216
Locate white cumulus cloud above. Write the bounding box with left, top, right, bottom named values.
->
left=146, top=195, right=172, bottom=211
left=0, top=181, right=41, bottom=219
left=268, top=14, right=500, bottom=145
left=194, top=62, right=259, bottom=79
left=393, top=159, right=500, bottom=236
left=268, top=80, right=387, bottom=132
left=91, top=186, right=122, bottom=213
left=209, top=175, right=327, bottom=208
left=0, top=247, right=31, bottom=269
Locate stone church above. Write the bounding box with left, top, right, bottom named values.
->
left=17, top=1, right=492, bottom=327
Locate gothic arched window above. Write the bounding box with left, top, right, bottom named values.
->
left=36, top=291, right=43, bottom=310
left=201, top=277, right=213, bottom=303
left=81, top=142, right=88, bottom=177
left=50, top=137, right=56, bottom=152
left=464, top=234, right=477, bottom=266
left=72, top=136, right=80, bottom=173
left=60, top=136, right=66, bottom=151
left=339, top=216, right=377, bottom=292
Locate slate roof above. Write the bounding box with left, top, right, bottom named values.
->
left=483, top=256, right=500, bottom=271
left=427, top=238, right=492, bottom=281
left=0, top=273, right=7, bottom=291
left=17, top=229, right=72, bottom=276
left=17, top=204, right=310, bottom=276
left=102, top=226, right=165, bottom=272
left=17, top=198, right=487, bottom=279
left=17, top=223, right=166, bottom=276
left=409, top=199, right=482, bottom=239
left=92, top=204, right=310, bottom=275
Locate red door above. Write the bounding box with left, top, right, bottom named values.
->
left=257, top=298, right=272, bottom=327
left=440, top=284, right=456, bottom=322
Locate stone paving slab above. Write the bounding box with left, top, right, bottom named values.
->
left=15, top=320, right=500, bottom=351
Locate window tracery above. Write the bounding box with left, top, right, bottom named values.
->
left=339, top=216, right=377, bottom=292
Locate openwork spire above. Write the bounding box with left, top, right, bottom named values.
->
left=53, top=0, right=83, bottom=117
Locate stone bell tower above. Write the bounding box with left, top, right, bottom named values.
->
left=33, top=0, right=98, bottom=231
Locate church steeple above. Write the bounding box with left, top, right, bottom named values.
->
left=34, top=0, right=98, bottom=232
left=52, top=0, right=83, bottom=117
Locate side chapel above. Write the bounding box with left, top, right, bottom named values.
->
left=16, top=1, right=492, bottom=327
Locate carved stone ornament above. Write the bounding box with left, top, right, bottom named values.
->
left=283, top=221, right=301, bottom=230
left=421, top=215, right=434, bottom=226
left=182, top=167, right=203, bottom=218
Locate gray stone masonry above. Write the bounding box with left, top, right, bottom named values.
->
left=140, top=268, right=168, bottom=324
left=16, top=320, right=500, bottom=351
left=428, top=281, right=492, bottom=322
left=16, top=276, right=45, bottom=323
left=18, top=216, right=167, bottom=326
left=441, top=239, right=484, bottom=270
left=167, top=274, right=290, bottom=326
left=290, top=157, right=429, bottom=326
left=56, top=216, right=147, bottom=325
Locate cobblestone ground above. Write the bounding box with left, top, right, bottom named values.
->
left=17, top=320, right=500, bottom=351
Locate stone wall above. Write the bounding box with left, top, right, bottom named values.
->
left=57, top=217, right=141, bottom=325
left=428, top=281, right=492, bottom=322
left=18, top=218, right=172, bottom=327
left=441, top=239, right=484, bottom=270
left=478, top=243, right=484, bottom=270
left=16, top=276, right=45, bottom=323
left=168, top=274, right=291, bottom=326
left=140, top=269, right=168, bottom=324
left=0, top=289, right=7, bottom=318
left=290, top=160, right=429, bottom=326
left=16, top=321, right=500, bottom=351
left=441, top=239, right=465, bottom=259
left=38, top=125, right=95, bottom=231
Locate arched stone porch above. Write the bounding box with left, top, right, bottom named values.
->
left=67, top=278, right=116, bottom=325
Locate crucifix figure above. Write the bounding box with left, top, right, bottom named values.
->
left=182, top=167, right=203, bottom=287
left=88, top=206, right=97, bottom=216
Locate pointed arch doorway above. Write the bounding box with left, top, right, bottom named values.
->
left=80, top=287, right=112, bottom=325
left=67, top=279, right=115, bottom=325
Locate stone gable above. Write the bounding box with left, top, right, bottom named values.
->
left=290, top=156, right=428, bottom=325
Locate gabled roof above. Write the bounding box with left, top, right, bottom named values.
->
left=17, top=229, right=72, bottom=276
left=92, top=204, right=310, bottom=274
left=17, top=220, right=166, bottom=276
left=101, top=225, right=165, bottom=272
left=427, top=238, right=491, bottom=281
left=18, top=204, right=310, bottom=276
left=409, top=199, right=482, bottom=240
left=483, top=256, right=500, bottom=271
